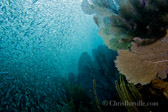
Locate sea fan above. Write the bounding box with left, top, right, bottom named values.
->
left=82, top=0, right=168, bottom=50
left=115, top=31, right=168, bottom=84
left=110, top=0, right=168, bottom=48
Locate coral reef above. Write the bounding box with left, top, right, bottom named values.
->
left=1, top=0, right=168, bottom=111
left=77, top=45, right=119, bottom=101
left=68, top=45, right=126, bottom=112
left=115, top=31, right=168, bottom=84
left=82, top=0, right=168, bottom=50
left=0, top=46, right=123, bottom=112
left=109, top=0, right=168, bottom=48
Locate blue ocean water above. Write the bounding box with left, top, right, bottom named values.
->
left=0, top=0, right=103, bottom=76
left=1, top=0, right=167, bottom=111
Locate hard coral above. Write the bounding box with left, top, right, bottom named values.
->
left=115, top=31, right=168, bottom=85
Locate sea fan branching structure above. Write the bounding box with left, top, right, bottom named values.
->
left=115, top=31, right=168, bottom=84
left=82, top=0, right=168, bottom=84
left=82, top=0, right=168, bottom=50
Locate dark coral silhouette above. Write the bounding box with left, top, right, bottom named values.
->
left=77, top=45, right=119, bottom=101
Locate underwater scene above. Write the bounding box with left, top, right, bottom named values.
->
left=0, top=0, right=168, bottom=112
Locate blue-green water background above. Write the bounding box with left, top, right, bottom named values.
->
left=0, top=0, right=103, bottom=76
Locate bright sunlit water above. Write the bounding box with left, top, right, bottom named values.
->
left=0, top=0, right=103, bottom=76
